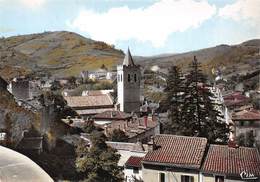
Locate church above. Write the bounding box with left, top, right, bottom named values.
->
left=117, top=48, right=141, bottom=113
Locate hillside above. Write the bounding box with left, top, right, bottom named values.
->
left=0, top=31, right=259, bottom=80
left=0, top=31, right=124, bottom=80
left=136, top=40, right=260, bottom=77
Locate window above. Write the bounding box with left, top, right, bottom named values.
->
left=215, top=176, right=224, bottom=182
left=128, top=74, right=131, bottom=82
left=181, top=175, right=194, bottom=182
left=159, top=173, right=165, bottom=182
left=133, top=167, right=139, bottom=174
left=117, top=74, right=120, bottom=82
left=134, top=74, right=137, bottom=82
left=121, top=74, right=122, bottom=82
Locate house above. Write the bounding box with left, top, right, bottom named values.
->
left=125, top=156, right=144, bottom=182
left=142, top=135, right=207, bottom=182
left=201, top=144, right=260, bottom=182
left=232, top=109, right=260, bottom=147
left=64, top=93, right=114, bottom=118
left=106, top=141, right=148, bottom=181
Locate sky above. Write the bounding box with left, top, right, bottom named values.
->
left=0, top=0, right=260, bottom=56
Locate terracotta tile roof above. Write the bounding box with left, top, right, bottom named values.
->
left=202, top=145, right=260, bottom=177
left=232, top=109, right=260, bottom=121
left=64, top=93, right=113, bottom=108
left=125, top=156, right=143, bottom=168
left=94, top=111, right=131, bottom=120
left=143, top=135, right=207, bottom=169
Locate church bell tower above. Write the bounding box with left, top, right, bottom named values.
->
left=117, top=48, right=141, bottom=113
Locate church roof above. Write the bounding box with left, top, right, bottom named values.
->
left=123, top=48, right=135, bottom=66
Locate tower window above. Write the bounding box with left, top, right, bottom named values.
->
left=128, top=74, right=131, bottom=82
left=134, top=74, right=137, bottom=82
left=121, top=74, right=122, bottom=82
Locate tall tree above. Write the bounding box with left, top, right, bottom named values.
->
left=183, top=56, right=229, bottom=143
left=76, top=131, right=123, bottom=182
left=164, top=57, right=229, bottom=144
left=163, top=66, right=186, bottom=134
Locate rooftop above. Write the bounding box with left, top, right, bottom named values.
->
left=232, top=109, right=260, bottom=121
left=143, top=135, right=207, bottom=169
left=94, top=110, right=131, bottom=120
left=123, top=48, right=135, bottom=66
left=125, top=156, right=143, bottom=168
left=64, top=93, right=114, bottom=108
left=202, top=145, right=260, bottom=177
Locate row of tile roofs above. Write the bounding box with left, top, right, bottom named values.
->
left=102, top=117, right=158, bottom=139
left=140, top=135, right=260, bottom=177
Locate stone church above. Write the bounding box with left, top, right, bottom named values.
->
left=117, top=48, right=141, bottom=113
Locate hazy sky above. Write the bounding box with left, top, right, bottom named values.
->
left=0, top=0, right=260, bottom=56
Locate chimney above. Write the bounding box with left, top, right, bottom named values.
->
left=148, top=136, right=156, bottom=151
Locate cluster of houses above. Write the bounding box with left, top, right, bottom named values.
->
left=0, top=48, right=260, bottom=182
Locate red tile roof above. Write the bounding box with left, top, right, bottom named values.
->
left=125, top=156, right=143, bottom=168
left=143, top=135, right=207, bottom=169
left=202, top=145, right=260, bottom=177
left=94, top=111, right=131, bottom=120
left=232, top=109, right=260, bottom=121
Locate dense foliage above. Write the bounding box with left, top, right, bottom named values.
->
left=76, top=131, right=123, bottom=182
left=164, top=56, right=229, bottom=144
left=109, top=129, right=129, bottom=142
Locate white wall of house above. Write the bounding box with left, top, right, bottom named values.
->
left=125, top=167, right=142, bottom=182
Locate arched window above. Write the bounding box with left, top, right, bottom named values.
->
left=134, top=74, right=137, bottom=82
left=128, top=74, right=131, bottom=82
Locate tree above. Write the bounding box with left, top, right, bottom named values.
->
left=163, top=66, right=186, bottom=134
left=109, top=129, right=128, bottom=142
left=183, top=56, right=229, bottom=144
left=76, top=131, right=123, bottom=182
left=164, top=57, right=229, bottom=144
